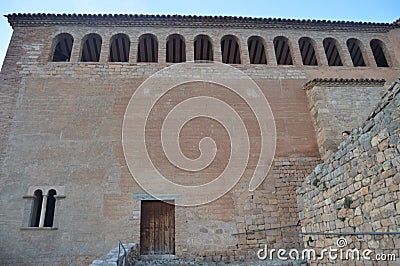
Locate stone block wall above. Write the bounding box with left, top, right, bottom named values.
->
left=305, top=79, right=386, bottom=159
left=173, top=156, right=320, bottom=263
left=297, top=80, right=400, bottom=265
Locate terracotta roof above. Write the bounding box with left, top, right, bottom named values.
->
left=304, top=78, right=386, bottom=90
left=5, top=13, right=399, bottom=32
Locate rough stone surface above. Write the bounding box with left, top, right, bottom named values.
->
left=305, top=82, right=386, bottom=158
left=297, top=80, right=400, bottom=265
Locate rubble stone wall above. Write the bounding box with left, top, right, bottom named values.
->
left=297, top=80, right=400, bottom=265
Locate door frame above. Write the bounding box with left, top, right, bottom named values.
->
left=139, top=200, right=175, bottom=257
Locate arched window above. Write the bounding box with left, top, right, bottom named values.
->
left=323, top=38, right=343, bottom=66
left=80, top=33, right=102, bottom=62
left=273, top=36, right=293, bottom=65
left=194, top=35, right=213, bottom=61
left=221, top=35, right=241, bottom=64
left=44, top=189, right=57, bottom=227
left=109, top=34, right=130, bottom=62
left=137, top=34, right=158, bottom=63
left=30, top=189, right=43, bottom=227
left=347, top=38, right=366, bottom=67
left=248, top=36, right=267, bottom=64
left=298, top=37, right=318, bottom=66
left=370, top=39, right=389, bottom=67
left=166, top=34, right=186, bottom=63
left=51, top=33, right=73, bottom=62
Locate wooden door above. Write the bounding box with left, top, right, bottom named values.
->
left=140, top=200, right=175, bottom=255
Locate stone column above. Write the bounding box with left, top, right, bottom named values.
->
left=364, top=41, right=377, bottom=67
left=70, top=33, right=83, bottom=63
left=185, top=35, right=194, bottom=62
left=240, top=36, right=250, bottom=65
left=290, top=38, right=303, bottom=66
left=213, top=38, right=222, bottom=63
left=158, top=34, right=167, bottom=64
left=99, top=34, right=111, bottom=63
left=315, top=39, right=328, bottom=66
left=265, top=37, right=277, bottom=66
left=129, top=38, right=138, bottom=63
left=338, top=39, right=353, bottom=67
left=39, top=194, right=48, bottom=227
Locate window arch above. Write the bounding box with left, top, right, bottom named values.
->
left=80, top=33, right=102, bottom=62
left=347, top=38, right=366, bottom=66
left=166, top=34, right=186, bottom=63
left=323, top=38, right=343, bottom=66
left=248, top=36, right=267, bottom=64
left=298, top=37, right=318, bottom=66
left=194, top=35, right=213, bottom=61
left=137, top=34, right=158, bottom=63
left=51, top=33, right=73, bottom=62
left=44, top=189, right=57, bottom=227
left=30, top=189, right=43, bottom=227
left=273, top=36, right=293, bottom=65
left=221, top=35, right=241, bottom=64
left=26, top=188, right=63, bottom=228
left=370, top=39, right=389, bottom=67
left=109, top=34, right=130, bottom=62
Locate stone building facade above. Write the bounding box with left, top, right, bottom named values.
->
left=0, top=14, right=399, bottom=265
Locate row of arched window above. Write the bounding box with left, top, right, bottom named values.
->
left=51, top=33, right=391, bottom=67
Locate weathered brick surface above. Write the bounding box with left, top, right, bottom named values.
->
left=0, top=15, right=399, bottom=265
left=297, top=80, right=400, bottom=265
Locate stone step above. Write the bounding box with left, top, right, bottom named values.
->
left=90, top=243, right=137, bottom=266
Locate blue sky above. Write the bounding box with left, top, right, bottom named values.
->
left=0, top=0, right=399, bottom=68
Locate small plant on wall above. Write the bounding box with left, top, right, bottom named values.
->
left=344, top=196, right=353, bottom=209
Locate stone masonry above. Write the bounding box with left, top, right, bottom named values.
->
left=297, top=80, right=400, bottom=265
left=305, top=78, right=387, bottom=159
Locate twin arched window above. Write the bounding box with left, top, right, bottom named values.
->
left=30, top=189, right=57, bottom=227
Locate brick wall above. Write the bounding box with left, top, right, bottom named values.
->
left=297, top=80, right=400, bottom=265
